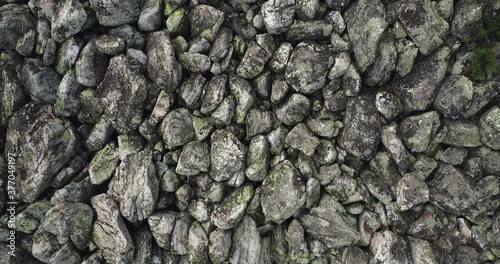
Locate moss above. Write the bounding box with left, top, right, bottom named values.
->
left=467, top=16, right=500, bottom=81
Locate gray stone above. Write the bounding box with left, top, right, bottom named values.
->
left=395, top=39, right=419, bottom=77
left=160, top=108, right=195, bottom=148
left=55, top=37, right=84, bottom=75
left=286, top=20, right=333, bottom=42
left=237, top=42, right=271, bottom=79
left=188, top=221, right=209, bottom=264
left=179, top=52, right=212, bottom=73
left=32, top=227, right=60, bottom=262
left=0, top=68, right=27, bottom=126
left=328, top=52, right=350, bottom=79
left=14, top=200, right=51, bottom=234
left=95, top=35, right=126, bottom=55
left=201, top=75, right=227, bottom=114
left=398, top=0, right=449, bottom=55
left=375, top=91, right=403, bottom=121
left=189, top=5, right=224, bottom=42
left=439, top=147, right=467, bottom=165
left=392, top=47, right=450, bottom=111
left=180, top=74, right=206, bottom=109
left=451, top=0, right=484, bottom=42
left=400, top=111, right=441, bottom=152
left=109, top=24, right=145, bottom=50
left=138, top=0, right=163, bottom=31
left=75, top=39, right=108, bottom=87
left=209, top=228, right=231, bottom=263
left=51, top=0, right=87, bottom=42
left=267, top=126, right=289, bottom=154
left=268, top=42, right=293, bottom=73
left=245, top=135, right=270, bottom=181
left=246, top=108, right=275, bottom=136
left=16, top=29, right=36, bottom=56
left=6, top=104, right=78, bottom=202
left=434, top=75, right=474, bottom=119
left=55, top=69, right=83, bottom=117
left=209, top=27, right=233, bottom=62
left=285, top=42, right=334, bottom=94
left=148, top=211, right=177, bottom=249
left=210, top=129, right=245, bottom=181
left=176, top=141, right=210, bottom=176
left=285, top=123, right=320, bottom=156
left=275, top=93, right=310, bottom=125
left=341, top=64, right=361, bottom=97
left=441, top=119, right=482, bottom=147
left=89, top=143, right=119, bottom=185
left=228, top=215, right=261, bottom=264
left=171, top=212, right=194, bottom=255
left=370, top=231, right=411, bottom=264
left=19, top=59, right=61, bottom=104
left=261, top=0, right=295, bottom=34
left=229, top=75, right=256, bottom=124
left=396, top=174, right=429, bottom=211
left=211, top=184, right=254, bottom=230
left=365, top=30, right=397, bottom=86
left=43, top=38, right=57, bottom=66
left=49, top=243, right=82, bottom=264
left=261, top=160, right=306, bottom=224
left=89, top=0, right=142, bottom=26
left=480, top=106, right=500, bottom=150
left=382, top=123, right=415, bottom=173
left=147, top=31, right=182, bottom=92
left=0, top=4, right=36, bottom=50
left=286, top=220, right=310, bottom=263
left=339, top=94, right=381, bottom=160
left=211, top=95, right=236, bottom=126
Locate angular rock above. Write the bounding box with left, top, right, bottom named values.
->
left=55, top=69, right=84, bottom=117
left=286, top=20, right=333, bottom=42
left=245, top=135, right=270, bottom=181
left=261, top=0, right=295, bottom=34
left=246, top=108, right=275, bottom=136
left=200, top=75, right=227, bottom=114
left=286, top=219, right=310, bottom=263
left=285, top=123, right=320, bottom=156
left=179, top=52, right=212, bottom=73
left=344, top=0, right=387, bottom=72
left=89, top=0, right=142, bottom=26
left=138, top=0, right=163, bottom=31
left=382, top=123, right=415, bottom=173
left=364, top=30, right=397, bottom=86
left=160, top=108, right=195, bottom=148
left=180, top=74, right=205, bottom=109
left=51, top=0, right=87, bottom=42
left=19, top=59, right=61, bottom=104
left=147, top=31, right=182, bottom=92
left=0, top=4, right=36, bottom=49
left=285, top=42, right=334, bottom=94
left=91, top=194, right=134, bottom=263
left=6, top=104, right=78, bottom=202
left=339, top=94, right=381, bottom=160
left=209, top=229, right=231, bottom=263
left=434, top=75, right=474, bottom=119
left=211, top=184, right=254, bottom=230
left=89, top=143, right=119, bottom=185
left=0, top=68, right=27, bottom=126
left=55, top=37, right=84, bottom=75
left=229, top=75, right=256, bottom=124
left=396, top=174, right=429, bottom=211
left=400, top=111, right=441, bottom=152
left=275, top=93, right=310, bottom=125
left=210, top=129, right=245, bottom=181
left=188, top=221, right=209, bottom=264
left=176, top=141, right=210, bottom=176
left=189, top=5, right=224, bottom=42
left=441, top=119, right=482, bottom=147
left=228, top=215, right=261, bottom=263
left=109, top=24, right=145, bottom=50
left=75, top=39, right=108, bottom=87
left=237, top=42, right=270, bottom=79
left=480, top=106, right=500, bottom=150
left=268, top=42, right=293, bottom=73
left=171, top=212, right=194, bottom=255
left=261, top=160, right=306, bottom=224
left=451, top=0, right=484, bottom=41
left=16, top=29, right=36, bottom=56
left=369, top=230, right=410, bottom=264
left=148, top=211, right=177, bottom=249
left=375, top=91, right=404, bottom=121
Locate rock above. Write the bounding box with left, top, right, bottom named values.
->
left=91, top=194, right=134, bottom=263
left=261, top=160, right=306, bottom=224
left=75, top=39, right=108, bottom=87
left=428, top=163, right=475, bottom=214
left=179, top=52, right=212, bottom=73
left=0, top=68, right=27, bottom=126
left=209, top=27, right=233, bottom=61
left=326, top=11, right=346, bottom=34
left=339, top=94, right=381, bottom=160
left=286, top=219, right=310, bottom=263
left=89, top=143, right=119, bottom=185
left=439, top=147, right=467, bottom=165
left=180, top=74, right=206, bottom=109
left=51, top=0, right=87, bottom=42
left=300, top=204, right=359, bottom=248
left=41, top=203, right=93, bottom=250
left=189, top=5, right=224, bottom=42
left=18, top=59, right=61, bottom=104
left=160, top=108, right=195, bottom=148
left=229, top=75, right=256, bottom=124
left=342, top=64, right=361, bottom=97
left=211, top=95, right=236, bottom=126
left=16, top=29, right=36, bottom=56
left=166, top=7, right=190, bottom=36
left=463, top=82, right=498, bottom=118
left=342, top=246, right=370, bottom=264
left=148, top=211, right=177, bottom=249
left=409, top=238, right=439, bottom=264
left=434, top=75, right=474, bottom=119
left=210, top=129, right=245, bottom=181
left=188, top=199, right=212, bottom=222
left=36, top=19, right=51, bottom=55
left=381, top=123, right=414, bottom=173
left=375, top=91, right=403, bottom=121
left=209, top=228, right=231, bottom=263
left=109, top=24, right=145, bottom=50
left=396, top=174, right=429, bottom=211
left=188, top=221, right=209, bottom=264
left=108, top=150, right=158, bottom=222
left=398, top=0, right=449, bottom=55
left=176, top=141, right=210, bottom=176
left=275, top=93, right=311, bottom=125
left=55, top=37, right=84, bottom=75
left=400, top=111, right=441, bottom=152
left=51, top=171, right=97, bottom=205
left=14, top=200, right=51, bottom=234
left=451, top=0, right=484, bottom=41
left=95, top=35, right=126, bottom=55
left=200, top=75, right=227, bottom=114
left=286, top=20, right=333, bottom=42
left=246, top=108, right=275, bottom=136
left=245, top=135, right=270, bottom=181
left=395, top=39, right=419, bottom=77
left=237, top=42, right=270, bottom=79
left=370, top=230, right=411, bottom=264
left=228, top=215, right=261, bottom=264
left=285, top=123, right=320, bottom=156
left=344, top=0, right=387, bottom=72
left=480, top=106, right=500, bottom=150
left=43, top=38, right=57, bottom=66
left=392, top=47, right=450, bottom=111
left=441, top=119, right=482, bottom=147
left=89, top=0, right=142, bottom=26
left=132, top=227, right=153, bottom=264
left=96, top=55, right=147, bottom=133
left=285, top=42, right=334, bottom=94
left=6, top=104, right=78, bottom=202
left=138, top=0, right=163, bottom=31
left=32, top=227, right=60, bottom=262
left=360, top=170, right=393, bottom=205
left=211, top=184, right=254, bottom=229
left=147, top=31, right=182, bottom=92
left=364, top=30, right=397, bottom=86
left=328, top=52, right=350, bottom=79
left=261, top=0, right=295, bottom=34
left=55, top=69, right=83, bottom=117
left=268, top=126, right=289, bottom=154
left=269, top=42, right=293, bottom=73
left=49, top=243, right=82, bottom=264
left=171, top=212, right=194, bottom=255
left=0, top=4, right=36, bottom=50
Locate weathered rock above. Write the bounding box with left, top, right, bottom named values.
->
left=0, top=68, right=27, bottom=126
left=200, top=75, right=227, bottom=114
left=176, top=141, right=210, bottom=176
left=55, top=37, right=84, bottom=75
left=344, top=0, right=387, bottom=72
left=398, top=0, right=449, bottom=55
left=275, top=93, right=311, bottom=125
left=451, top=0, right=484, bottom=41
left=189, top=5, right=224, bottom=42
left=51, top=0, right=87, bottom=42
left=180, top=74, right=205, bottom=109
left=261, top=0, right=295, bottom=34
left=188, top=221, right=209, bottom=264
left=382, top=123, right=415, bottom=173
left=95, top=35, right=126, bottom=55
left=370, top=230, right=411, bottom=264
left=261, top=160, right=306, bottom=224
left=16, top=29, right=36, bottom=56
left=0, top=4, right=36, bottom=50
left=229, top=75, right=256, bottom=124
left=285, top=42, right=334, bottom=94
left=480, top=106, right=500, bottom=150
left=179, top=52, right=212, bottom=73
left=107, top=150, right=158, bottom=222
left=89, top=0, right=142, bottom=26
left=171, top=212, right=194, bottom=255
left=246, top=108, right=275, bottom=136
left=375, top=91, right=403, bottom=121
left=209, top=228, right=231, bottom=263
left=339, top=94, right=381, bottom=160
left=237, top=42, right=270, bottom=79
left=428, top=163, right=475, bottom=214
left=138, top=0, right=163, bottom=31
left=109, top=24, right=145, bottom=50
left=228, top=215, right=261, bottom=263
left=396, top=174, right=429, bottom=211
left=269, top=42, right=293, bottom=73
left=55, top=69, right=83, bottom=117
left=286, top=219, right=310, bottom=263
left=285, top=123, right=320, bottom=156
left=91, top=194, right=134, bottom=263
left=147, top=31, right=182, bottom=92
left=75, top=39, right=108, bottom=87
left=365, top=30, right=397, bottom=86
left=441, top=119, right=482, bottom=147
left=392, top=47, right=450, bottom=111
left=160, top=108, right=195, bottom=148
left=395, top=39, right=419, bottom=77
left=434, top=75, right=474, bottom=119
left=210, top=129, right=245, bottom=181
left=19, top=59, right=61, bottom=104
left=211, top=184, right=254, bottom=230
left=6, top=104, right=78, bottom=202
left=89, top=143, right=119, bottom=185
left=148, top=211, right=177, bottom=250
left=245, top=135, right=270, bottom=181
left=286, top=20, right=333, bottom=42
left=400, top=111, right=441, bottom=152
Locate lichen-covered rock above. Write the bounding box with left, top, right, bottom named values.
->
left=51, top=0, right=87, bottom=42
left=147, top=31, right=182, bottom=92
left=275, top=93, right=311, bottom=125
left=451, top=0, right=484, bottom=42
left=396, top=174, right=429, bottom=211
left=188, top=221, right=209, bottom=264
left=108, top=150, right=158, bottom=222
left=229, top=75, right=256, bottom=124
left=245, top=136, right=270, bottom=181
left=55, top=69, right=83, bottom=117
left=171, top=212, right=194, bottom=255
left=382, top=123, right=415, bottom=173
left=480, top=106, right=500, bottom=150
left=6, top=104, right=78, bottom=202
left=370, top=230, right=411, bottom=264
left=189, top=5, right=224, bottom=42
left=228, top=215, right=261, bottom=263
left=89, top=143, right=119, bottom=185
left=18, top=59, right=61, bottom=104
left=179, top=52, right=212, bottom=73
left=0, top=4, right=36, bottom=50
left=284, top=123, right=320, bottom=156
left=209, top=228, right=231, bottom=263
left=176, top=141, right=210, bottom=176
left=148, top=211, right=177, bottom=249
left=138, top=0, right=163, bottom=31
left=428, top=163, right=475, bottom=214
left=237, top=42, right=271, bottom=79
left=364, top=30, right=397, bottom=86
left=91, top=194, right=134, bottom=263
left=398, top=0, right=449, bottom=55
left=286, top=20, right=333, bottom=42
left=0, top=68, right=27, bottom=126
left=75, top=39, right=108, bottom=87
left=261, top=160, right=306, bottom=224
left=441, top=119, right=482, bottom=147
left=95, top=35, right=126, bottom=55
left=392, top=47, right=450, bottom=111
left=246, top=108, right=276, bottom=136
left=96, top=55, right=147, bottom=134
left=89, top=0, right=142, bottom=26
left=339, top=94, right=381, bottom=160
left=41, top=203, right=93, bottom=250
left=210, top=184, right=254, bottom=229
left=400, top=111, right=441, bottom=152
left=285, top=42, right=334, bottom=94
left=160, top=108, right=195, bottom=148
left=210, top=129, right=245, bottom=182
left=434, top=75, right=474, bottom=119
left=286, top=220, right=310, bottom=263
left=344, top=0, right=387, bottom=72
left=261, top=0, right=295, bottom=34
